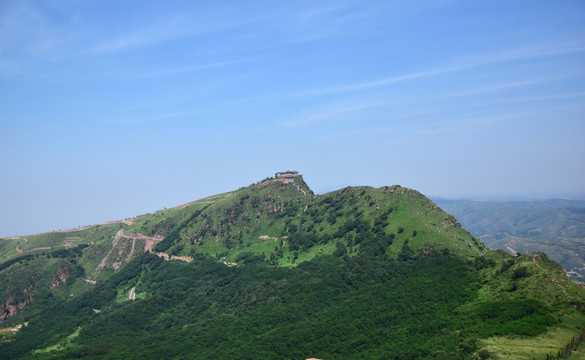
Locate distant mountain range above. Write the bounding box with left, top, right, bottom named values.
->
left=1, top=175, right=584, bottom=359
left=435, top=198, right=585, bottom=282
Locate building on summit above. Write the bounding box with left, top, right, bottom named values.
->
left=275, top=171, right=299, bottom=180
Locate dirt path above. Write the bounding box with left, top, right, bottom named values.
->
left=126, top=238, right=136, bottom=262
left=532, top=252, right=543, bottom=269
left=121, top=232, right=163, bottom=240
left=292, top=182, right=307, bottom=195
left=532, top=252, right=570, bottom=297
left=259, top=235, right=279, bottom=241
left=89, top=230, right=124, bottom=282
left=129, top=287, right=136, bottom=300
left=154, top=252, right=194, bottom=262
left=172, top=192, right=233, bottom=209
left=18, top=238, right=27, bottom=252
left=144, top=240, right=155, bottom=253
left=121, top=232, right=163, bottom=258
left=28, top=247, right=52, bottom=251
left=53, top=219, right=134, bottom=234
left=12, top=238, right=27, bottom=256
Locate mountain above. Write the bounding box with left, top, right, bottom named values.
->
left=1, top=174, right=584, bottom=359
left=435, top=199, right=585, bottom=283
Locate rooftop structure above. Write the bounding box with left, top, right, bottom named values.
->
left=275, top=171, right=299, bottom=179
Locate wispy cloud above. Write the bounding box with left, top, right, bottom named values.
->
left=415, top=103, right=583, bottom=137
left=0, top=1, right=78, bottom=66
left=311, top=126, right=387, bottom=143
left=278, top=0, right=460, bottom=44
left=434, top=77, right=565, bottom=98
left=301, top=68, right=459, bottom=97
left=0, top=2, right=253, bottom=65
left=480, top=92, right=585, bottom=105
left=455, top=42, right=585, bottom=69
left=228, top=42, right=585, bottom=106
left=226, top=68, right=458, bottom=106
left=279, top=2, right=375, bottom=43
left=86, top=7, right=254, bottom=57
left=308, top=43, right=585, bottom=97
left=101, top=112, right=186, bottom=126
left=282, top=99, right=394, bottom=127
left=224, top=94, right=280, bottom=106
left=87, top=17, right=188, bottom=55
left=135, top=59, right=252, bottom=79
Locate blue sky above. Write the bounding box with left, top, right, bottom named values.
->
left=1, top=0, right=584, bottom=236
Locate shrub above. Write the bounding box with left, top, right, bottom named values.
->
left=513, top=266, right=529, bottom=279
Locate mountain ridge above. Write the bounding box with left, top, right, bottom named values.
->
left=1, top=174, right=584, bottom=359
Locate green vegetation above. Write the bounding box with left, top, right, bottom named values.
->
left=0, top=176, right=583, bottom=359
left=0, top=252, right=482, bottom=359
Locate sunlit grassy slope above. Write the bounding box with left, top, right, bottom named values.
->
left=140, top=176, right=487, bottom=264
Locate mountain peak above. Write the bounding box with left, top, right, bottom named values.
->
left=253, top=171, right=313, bottom=196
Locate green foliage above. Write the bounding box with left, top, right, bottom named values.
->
left=1, top=252, right=483, bottom=359
left=333, top=241, right=347, bottom=257
left=398, top=239, right=414, bottom=261
left=513, top=266, right=529, bottom=279
left=470, top=299, right=556, bottom=337
left=154, top=206, right=208, bottom=252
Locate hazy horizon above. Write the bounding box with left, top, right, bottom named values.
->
left=1, top=0, right=584, bottom=237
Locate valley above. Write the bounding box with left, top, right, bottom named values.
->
left=436, top=199, right=585, bottom=283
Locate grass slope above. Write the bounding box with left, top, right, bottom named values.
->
left=149, top=178, right=487, bottom=264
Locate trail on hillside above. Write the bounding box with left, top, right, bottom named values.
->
left=172, top=192, right=233, bottom=209
left=89, top=230, right=124, bottom=282
left=292, top=182, right=307, bottom=195
left=58, top=219, right=135, bottom=233
left=17, top=238, right=27, bottom=252
left=125, top=237, right=137, bottom=263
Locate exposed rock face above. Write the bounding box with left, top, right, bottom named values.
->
left=0, top=274, right=41, bottom=324
left=0, top=296, right=32, bottom=324
left=50, top=265, right=70, bottom=289
left=1, top=263, right=72, bottom=324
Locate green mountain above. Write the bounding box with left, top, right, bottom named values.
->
left=435, top=199, right=585, bottom=283
left=1, top=174, right=584, bottom=359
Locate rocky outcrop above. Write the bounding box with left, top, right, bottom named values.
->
left=50, top=264, right=70, bottom=290
left=0, top=274, right=41, bottom=324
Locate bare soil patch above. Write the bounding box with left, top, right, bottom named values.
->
left=259, top=235, right=279, bottom=241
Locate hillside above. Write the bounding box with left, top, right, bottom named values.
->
left=435, top=199, right=585, bottom=282
left=1, top=174, right=584, bottom=359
